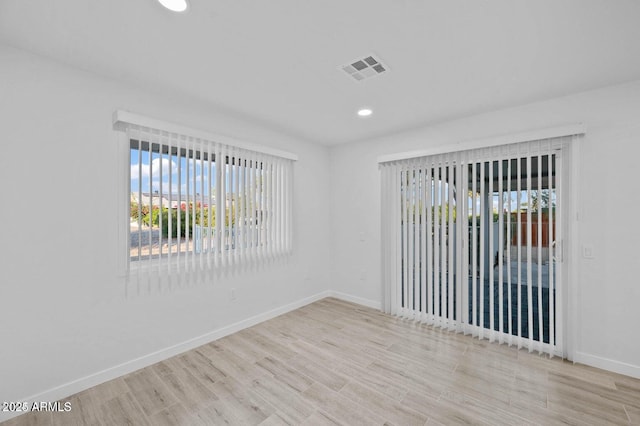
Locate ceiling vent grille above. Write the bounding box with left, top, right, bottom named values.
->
left=340, top=54, right=388, bottom=82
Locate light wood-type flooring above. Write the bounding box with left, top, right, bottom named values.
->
left=4, top=297, right=640, bottom=425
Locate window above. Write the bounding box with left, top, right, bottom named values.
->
left=115, top=111, right=295, bottom=279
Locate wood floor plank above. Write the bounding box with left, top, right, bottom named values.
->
left=208, top=376, right=276, bottom=424
left=339, top=381, right=427, bottom=426
left=51, top=394, right=103, bottom=426
left=178, top=350, right=228, bottom=386
left=99, top=393, right=150, bottom=426
left=315, top=335, right=379, bottom=366
left=438, top=389, right=535, bottom=426
left=197, top=344, right=272, bottom=386
left=449, top=365, right=514, bottom=405
left=625, top=406, right=640, bottom=424
left=257, top=412, right=290, bottom=426
left=370, top=345, right=455, bottom=384
left=546, top=380, right=631, bottom=425
left=255, top=356, right=314, bottom=393
left=445, top=383, right=512, bottom=412
left=456, top=348, right=520, bottom=378
left=216, top=332, right=266, bottom=363
left=402, top=391, right=490, bottom=426
left=404, top=389, right=534, bottom=426
left=190, top=399, right=244, bottom=425
left=155, top=368, right=218, bottom=411
left=123, top=368, right=178, bottom=417
left=425, top=418, right=447, bottom=426
left=366, top=359, right=446, bottom=400
left=251, top=376, right=314, bottom=424
left=278, top=312, right=341, bottom=340
left=507, top=375, right=549, bottom=408
left=596, top=382, right=640, bottom=410
left=241, top=328, right=299, bottom=361
left=77, top=377, right=129, bottom=402
left=300, top=410, right=343, bottom=426
left=332, top=318, right=402, bottom=347
left=253, top=320, right=300, bottom=347
left=614, top=375, right=640, bottom=393
left=288, top=337, right=355, bottom=368
left=300, top=382, right=387, bottom=426
left=51, top=380, right=129, bottom=426
left=2, top=411, right=52, bottom=426
left=294, top=304, right=346, bottom=329
left=285, top=353, right=349, bottom=392
left=148, top=403, right=200, bottom=426
left=548, top=371, right=637, bottom=412
left=334, top=359, right=410, bottom=402
left=290, top=338, right=409, bottom=401
left=517, top=351, right=620, bottom=390
left=508, top=397, right=593, bottom=426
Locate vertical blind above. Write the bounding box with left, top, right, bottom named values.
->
left=380, top=135, right=576, bottom=356
left=115, top=113, right=294, bottom=286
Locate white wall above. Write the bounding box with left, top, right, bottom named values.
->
left=0, top=44, right=331, bottom=407
left=330, top=80, right=640, bottom=377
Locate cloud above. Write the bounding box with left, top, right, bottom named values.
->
left=131, top=158, right=178, bottom=180
left=130, top=164, right=149, bottom=180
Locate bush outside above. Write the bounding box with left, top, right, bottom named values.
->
left=131, top=202, right=237, bottom=238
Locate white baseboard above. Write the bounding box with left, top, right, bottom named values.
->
left=0, top=290, right=330, bottom=423
left=574, top=351, right=640, bottom=379
left=328, top=290, right=381, bottom=310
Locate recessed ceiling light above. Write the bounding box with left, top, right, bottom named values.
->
left=357, top=108, right=373, bottom=117
left=157, top=0, right=189, bottom=12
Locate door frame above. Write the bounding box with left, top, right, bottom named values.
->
left=379, top=124, right=584, bottom=360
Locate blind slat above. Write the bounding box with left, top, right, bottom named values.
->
left=517, top=156, right=522, bottom=348
left=426, top=165, right=433, bottom=323
left=555, top=148, right=564, bottom=355
left=488, top=160, right=495, bottom=342
left=479, top=160, right=485, bottom=340
left=548, top=149, right=555, bottom=353
left=537, top=153, right=544, bottom=351
left=506, top=157, right=513, bottom=345
left=471, top=162, right=477, bottom=336
left=498, top=158, right=504, bottom=343
left=526, top=155, right=534, bottom=351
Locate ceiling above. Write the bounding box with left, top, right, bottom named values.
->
left=2, top=0, right=640, bottom=146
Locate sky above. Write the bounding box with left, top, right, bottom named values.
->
left=132, top=148, right=554, bottom=214
left=130, top=148, right=265, bottom=203
left=130, top=149, right=215, bottom=198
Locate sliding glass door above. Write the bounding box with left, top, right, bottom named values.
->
left=381, top=136, right=573, bottom=356
left=466, top=152, right=561, bottom=351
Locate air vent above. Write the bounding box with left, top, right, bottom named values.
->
left=340, top=54, right=388, bottom=82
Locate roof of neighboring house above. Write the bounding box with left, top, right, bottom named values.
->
left=131, top=192, right=216, bottom=205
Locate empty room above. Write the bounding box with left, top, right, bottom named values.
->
left=1, top=0, right=640, bottom=424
